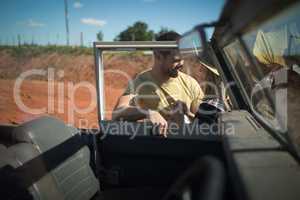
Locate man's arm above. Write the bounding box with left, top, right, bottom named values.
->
left=112, top=94, right=168, bottom=136
left=112, top=94, right=148, bottom=121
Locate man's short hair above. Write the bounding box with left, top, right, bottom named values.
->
left=154, top=31, right=181, bottom=57
left=156, top=31, right=181, bottom=41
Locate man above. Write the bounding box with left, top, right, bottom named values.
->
left=112, top=32, right=204, bottom=137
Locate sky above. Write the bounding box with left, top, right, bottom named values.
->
left=0, top=0, right=225, bottom=46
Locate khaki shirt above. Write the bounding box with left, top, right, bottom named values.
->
left=123, top=70, right=204, bottom=119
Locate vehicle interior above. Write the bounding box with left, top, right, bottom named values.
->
left=1, top=0, right=300, bottom=200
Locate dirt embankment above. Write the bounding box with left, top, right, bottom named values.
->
left=0, top=49, right=153, bottom=128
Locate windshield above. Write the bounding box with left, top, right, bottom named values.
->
left=223, top=2, right=300, bottom=149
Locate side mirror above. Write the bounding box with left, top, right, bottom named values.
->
left=178, top=23, right=220, bottom=76
left=178, top=25, right=208, bottom=59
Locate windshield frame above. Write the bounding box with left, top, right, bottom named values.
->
left=213, top=1, right=300, bottom=157
left=93, top=41, right=178, bottom=122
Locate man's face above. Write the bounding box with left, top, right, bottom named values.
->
left=156, top=50, right=184, bottom=78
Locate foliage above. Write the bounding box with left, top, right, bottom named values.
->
left=0, top=45, right=93, bottom=57
left=96, top=31, right=104, bottom=41
left=114, top=21, right=154, bottom=41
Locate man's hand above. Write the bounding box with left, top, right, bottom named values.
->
left=175, top=100, right=195, bottom=118
left=147, top=110, right=168, bottom=137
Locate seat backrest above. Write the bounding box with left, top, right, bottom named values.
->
left=11, top=116, right=99, bottom=200
left=0, top=144, right=13, bottom=169
left=0, top=143, right=64, bottom=200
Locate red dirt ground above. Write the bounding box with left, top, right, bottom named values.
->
left=0, top=50, right=153, bottom=128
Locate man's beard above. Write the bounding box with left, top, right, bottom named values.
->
left=168, top=64, right=183, bottom=78
left=168, top=68, right=179, bottom=77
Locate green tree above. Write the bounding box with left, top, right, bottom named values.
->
left=114, top=21, right=154, bottom=41
left=96, top=31, right=103, bottom=41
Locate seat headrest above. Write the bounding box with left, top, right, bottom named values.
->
left=0, top=144, right=11, bottom=168
left=12, top=116, right=79, bottom=152
left=0, top=143, right=47, bottom=169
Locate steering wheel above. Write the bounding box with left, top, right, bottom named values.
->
left=163, top=156, right=225, bottom=200
left=194, top=98, right=225, bottom=125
